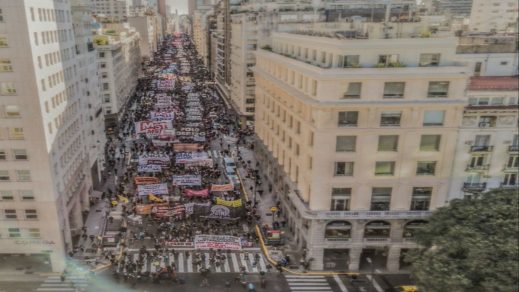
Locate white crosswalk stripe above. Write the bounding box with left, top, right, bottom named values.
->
left=285, top=275, right=333, bottom=292
left=36, top=274, right=89, bottom=292
left=119, top=251, right=268, bottom=273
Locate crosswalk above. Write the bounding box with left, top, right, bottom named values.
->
left=36, top=275, right=89, bottom=292
left=286, top=275, right=334, bottom=292
left=117, top=251, right=268, bottom=274
left=207, top=149, right=223, bottom=159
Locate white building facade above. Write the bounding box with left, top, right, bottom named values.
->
left=469, top=0, right=518, bottom=33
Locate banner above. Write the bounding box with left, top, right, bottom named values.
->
left=211, top=184, right=234, bottom=192
left=194, top=235, right=242, bottom=251
left=184, top=189, right=209, bottom=198
left=184, top=202, right=212, bottom=216
left=165, top=241, right=194, bottom=248
left=216, top=198, right=242, bottom=207
left=135, top=120, right=173, bottom=134
left=136, top=204, right=153, bottom=215
left=134, top=177, right=160, bottom=185
left=138, top=153, right=170, bottom=166
left=173, top=143, right=204, bottom=152
left=138, top=165, right=162, bottom=172
left=150, top=111, right=175, bottom=121
left=137, top=183, right=168, bottom=196
left=172, top=175, right=202, bottom=186
left=175, top=152, right=209, bottom=163
left=148, top=194, right=164, bottom=203
left=152, top=204, right=185, bottom=217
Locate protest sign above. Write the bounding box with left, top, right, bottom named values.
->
left=137, top=183, right=168, bottom=196
left=194, top=235, right=242, bottom=251
left=173, top=143, right=203, bottom=152
left=216, top=198, right=242, bottom=208
left=138, top=153, right=170, bottom=166
left=136, top=204, right=153, bottom=215
left=150, top=112, right=175, bottom=121
left=137, top=165, right=162, bottom=172
left=184, top=189, right=209, bottom=198
left=135, top=120, right=173, bottom=134
left=210, top=184, right=235, bottom=192
left=172, top=175, right=202, bottom=186
left=134, top=177, right=160, bottom=185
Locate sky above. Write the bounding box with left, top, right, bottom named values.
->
left=167, top=0, right=188, bottom=14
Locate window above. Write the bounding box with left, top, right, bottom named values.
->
left=343, top=82, right=361, bottom=99
left=4, top=210, right=17, bottom=220
left=338, top=111, right=358, bottom=127
left=334, top=162, right=354, bottom=176
left=25, top=209, right=38, bottom=220
left=8, top=228, right=21, bottom=238
left=427, top=81, right=449, bottom=98
left=20, top=190, right=35, bottom=201
left=380, top=111, right=402, bottom=126
left=378, top=54, right=399, bottom=66
left=0, top=82, right=17, bottom=95
left=331, top=188, right=351, bottom=211
left=383, top=82, right=405, bottom=98
left=0, top=150, right=6, bottom=160
left=0, top=8, right=4, bottom=22
left=417, top=161, right=436, bottom=175
left=13, top=149, right=28, bottom=160
left=0, top=190, right=13, bottom=201
left=325, top=221, right=351, bottom=239
left=419, top=53, right=440, bottom=67
left=503, top=173, right=517, bottom=186
left=420, top=135, right=441, bottom=151
left=5, top=105, right=20, bottom=118
left=474, top=135, right=490, bottom=147
left=99, top=52, right=105, bottom=58
left=479, top=116, right=497, bottom=128
left=371, top=188, right=392, bottom=211
left=0, top=58, right=12, bottom=71
left=339, top=55, right=360, bottom=68
left=375, top=161, right=395, bottom=176
left=506, top=155, right=519, bottom=168
left=28, top=228, right=41, bottom=238
left=410, top=187, right=432, bottom=210
left=0, top=170, right=9, bottom=181
left=16, top=170, right=31, bottom=182
left=9, top=128, right=24, bottom=140
left=0, top=36, right=7, bottom=47
left=423, top=110, right=445, bottom=126
left=336, top=136, right=356, bottom=152
left=378, top=135, right=398, bottom=151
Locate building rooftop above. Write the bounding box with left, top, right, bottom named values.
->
left=468, top=76, right=519, bottom=91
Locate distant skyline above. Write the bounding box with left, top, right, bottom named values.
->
left=168, top=0, right=188, bottom=14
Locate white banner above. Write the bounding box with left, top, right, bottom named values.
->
left=137, top=165, right=162, bottom=172
left=137, top=183, right=169, bottom=196
left=175, top=152, right=209, bottom=163
left=138, top=153, right=170, bottom=166
left=150, top=112, right=175, bottom=121
left=135, top=120, right=173, bottom=134
left=194, top=235, right=242, bottom=251
left=172, top=175, right=202, bottom=186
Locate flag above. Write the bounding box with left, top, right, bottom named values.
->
left=148, top=194, right=163, bottom=203
left=118, top=195, right=129, bottom=203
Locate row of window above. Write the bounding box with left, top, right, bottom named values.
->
left=0, top=127, right=25, bottom=140
left=0, top=105, right=21, bottom=118
left=0, top=149, right=28, bottom=161
left=0, top=190, right=35, bottom=201
left=0, top=170, right=32, bottom=182
left=342, top=81, right=450, bottom=99
left=338, top=109, right=446, bottom=127
left=335, top=134, right=442, bottom=152
left=334, top=160, right=438, bottom=177
left=0, top=209, right=38, bottom=220
left=330, top=187, right=432, bottom=211
left=1, top=228, right=41, bottom=239
left=29, top=7, right=70, bottom=23
left=324, top=220, right=426, bottom=240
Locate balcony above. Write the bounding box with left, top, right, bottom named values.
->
left=509, top=145, right=519, bottom=152
left=503, top=164, right=518, bottom=172
left=307, top=210, right=432, bottom=220
left=325, top=237, right=351, bottom=242
left=465, top=164, right=490, bottom=172
left=462, top=182, right=487, bottom=192
left=364, top=237, right=390, bottom=242
left=470, top=145, right=493, bottom=152
left=500, top=183, right=519, bottom=189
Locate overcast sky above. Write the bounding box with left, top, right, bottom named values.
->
left=168, top=0, right=188, bottom=14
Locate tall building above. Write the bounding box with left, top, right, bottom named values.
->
left=128, top=14, right=163, bottom=59
left=469, top=0, right=518, bottom=33
left=93, top=0, right=129, bottom=21
left=0, top=0, right=98, bottom=272
left=93, top=24, right=141, bottom=127
left=253, top=25, right=470, bottom=271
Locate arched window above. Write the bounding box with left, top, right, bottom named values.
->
left=364, top=220, right=391, bottom=238
left=403, top=220, right=428, bottom=239
left=324, top=221, right=351, bottom=240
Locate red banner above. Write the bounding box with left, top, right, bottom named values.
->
left=184, top=188, right=209, bottom=198
left=173, top=143, right=204, bottom=152
left=210, top=184, right=234, bottom=192
left=134, top=177, right=160, bottom=185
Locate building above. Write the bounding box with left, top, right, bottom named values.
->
left=436, top=0, right=473, bottom=16
left=93, top=24, right=141, bottom=125
left=252, top=26, right=470, bottom=271
left=72, top=0, right=107, bottom=189
left=448, top=76, right=518, bottom=199
left=469, top=0, right=518, bottom=33
left=93, top=0, right=129, bottom=22
left=128, top=14, right=163, bottom=59
left=0, top=0, right=98, bottom=272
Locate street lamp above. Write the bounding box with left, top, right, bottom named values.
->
left=366, top=257, right=375, bottom=292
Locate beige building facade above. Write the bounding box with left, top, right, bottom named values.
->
left=253, top=31, right=470, bottom=271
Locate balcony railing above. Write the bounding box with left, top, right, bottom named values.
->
left=364, top=237, right=390, bottom=242
left=500, top=183, right=519, bottom=189
left=465, top=164, right=490, bottom=171
left=307, top=210, right=432, bottom=220
left=325, top=237, right=351, bottom=242
left=509, top=145, right=519, bottom=152
left=470, top=145, right=494, bottom=152
left=462, top=182, right=487, bottom=192
left=503, top=164, right=519, bottom=172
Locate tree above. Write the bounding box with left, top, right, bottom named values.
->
left=405, top=189, right=519, bottom=292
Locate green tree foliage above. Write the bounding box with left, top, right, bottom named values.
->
left=406, top=189, right=519, bottom=292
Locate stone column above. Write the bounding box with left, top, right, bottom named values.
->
left=309, top=247, right=323, bottom=270
left=386, top=246, right=401, bottom=272
left=390, top=220, right=405, bottom=242
left=348, top=247, right=363, bottom=271
left=351, top=220, right=365, bottom=242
